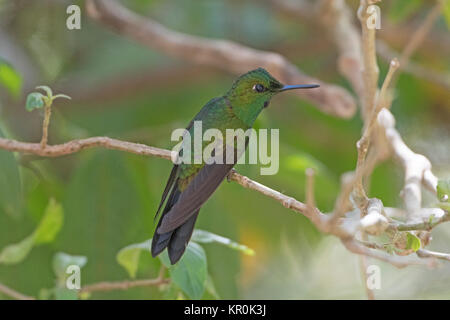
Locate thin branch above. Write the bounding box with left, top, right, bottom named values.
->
left=0, top=282, right=35, bottom=300
left=358, top=254, right=375, bottom=300
left=305, top=168, right=316, bottom=210
left=341, top=239, right=435, bottom=268
left=80, top=277, right=169, bottom=294
left=394, top=212, right=450, bottom=231
left=85, top=0, right=356, bottom=118
left=40, top=101, right=52, bottom=149
left=353, top=59, right=399, bottom=209
left=228, top=170, right=318, bottom=221
left=0, top=136, right=172, bottom=159
left=357, top=0, right=380, bottom=119
left=417, top=249, right=450, bottom=262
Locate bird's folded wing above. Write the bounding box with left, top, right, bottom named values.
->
left=157, top=162, right=235, bottom=234
left=154, top=164, right=179, bottom=220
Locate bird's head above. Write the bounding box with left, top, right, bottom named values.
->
left=225, top=68, right=319, bottom=126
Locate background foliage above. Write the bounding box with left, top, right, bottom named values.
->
left=0, top=0, right=449, bottom=299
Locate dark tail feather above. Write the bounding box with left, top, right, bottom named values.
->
left=151, top=186, right=181, bottom=257
left=168, top=210, right=200, bottom=264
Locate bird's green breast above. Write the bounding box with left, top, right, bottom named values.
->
left=177, top=96, right=251, bottom=190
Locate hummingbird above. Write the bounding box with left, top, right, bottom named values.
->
left=151, top=68, right=319, bottom=264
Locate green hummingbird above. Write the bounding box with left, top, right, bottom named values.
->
left=151, top=67, right=319, bottom=264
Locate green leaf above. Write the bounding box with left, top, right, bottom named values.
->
left=33, top=198, right=64, bottom=244
left=52, top=94, right=71, bottom=100
left=406, top=233, right=421, bottom=252
left=0, top=234, right=35, bottom=264
left=25, top=92, right=45, bottom=111
left=116, top=240, right=151, bottom=278
left=0, top=199, right=63, bottom=265
left=192, top=229, right=255, bottom=256
left=205, top=274, right=220, bottom=299
left=437, top=179, right=450, bottom=202
left=160, top=242, right=207, bottom=300
left=0, top=128, right=21, bottom=218
left=0, top=58, right=22, bottom=98
left=52, top=252, right=87, bottom=281
left=36, top=85, right=53, bottom=98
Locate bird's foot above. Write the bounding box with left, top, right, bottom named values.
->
left=227, top=168, right=236, bottom=182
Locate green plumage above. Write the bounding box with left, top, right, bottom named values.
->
left=151, top=68, right=319, bottom=264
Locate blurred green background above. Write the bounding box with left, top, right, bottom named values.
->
left=0, top=0, right=449, bottom=299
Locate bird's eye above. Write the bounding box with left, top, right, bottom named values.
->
left=252, top=84, right=266, bottom=93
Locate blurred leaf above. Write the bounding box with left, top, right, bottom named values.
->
left=284, top=152, right=327, bottom=174
left=33, top=199, right=63, bottom=244
left=438, top=202, right=450, bottom=212
left=25, top=92, right=45, bottom=111
left=118, top=238, right=208, bottom=299
left=192, top=229, right=255, bottom=256
left=53, top=287, right=78, bottom=300
left=443, top=0, right=450, bottom=29
left=0, top=234, right=34, bottom=264
left=0, top=128, right=21, bottom=218
left=388, top=0, right=421, bottom=22
left=0, top=58, right=22, bottom=98
left=406, top=233, right=421, bottom=252
left=52, top=252, right=87, bottom=281
left=52, top=94, right=71, bottom=100
left=36, top=85, right=52, bottom=97
left=0, top=199, right=63, bottom=264
left=205, top=274, right=220, bottom=299
left=61, top=151, right=150, bottom=291
left=437, top=179, right=450, bottom=202
left=160, top=242, right=207, bottom=300
left=162, top=282, right=181, bottom=300
left=116, top=239, right=151, bottom=278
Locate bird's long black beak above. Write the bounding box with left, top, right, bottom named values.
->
left=279, top=84, right=320, bottom=92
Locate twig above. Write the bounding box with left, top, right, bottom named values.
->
left=417, top=249, right=450, bottom=262
left=80, top=278, right=169, bottom=294
left=0, top=282, right=35, bottom=300
left=352, top=59, right=400, bottom=209
left=85, top=0, right=356, bottom=118
left=0, top=136, right=172, bottom=159
left=228, top=170, right=321, bottom=221
left=357, top=0, right=380, bottom=119
left=305, top=168, right=316, bottom=210
left=359, top=254, right=375, bottom=300
left=394, top=212, right=450, bottom=231
left=342, top=239, right=435, bottom=268
left=40, top=100, right=52, bottom=149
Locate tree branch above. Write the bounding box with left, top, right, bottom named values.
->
left=80, top=278, right=169, bottom=294
left=417, top=249, right=450, bottom=262
left=0, top=136, right=172, bottom=159
left=85, top=0, right=356, bottom=119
